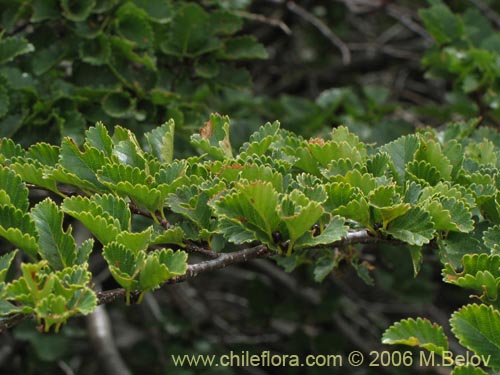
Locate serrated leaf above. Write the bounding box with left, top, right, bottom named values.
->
left=415, top=138, right=453, bottom=181
left=62, top=197, right=121, bottom=244
left=85, top=123, right=113, bottom=157
left=144, top=120, right=174, bottom=164
left=221, top=36, right=268, bottom=60
left=281, top=194, right=324, bottom=253
left=60, top=0, right=96, bottom=22
left=0, top=166, right=29, bottom=212
left=334, top=196, right=371, bottom=229
left=102, top=91, right=134, bottom=118
left=0, top=205, right=38, bottom=258
left=384, top=207, right=435, bottom=246
left=295, top=216, right=348, bottom=249
left=313, top=251, right=343, bottom=282
left=150, top=227, right=185, bottom=247
left=57, top=138, right=108, bottom=190
left=380, top=134, right=420, bottom=184
left=424, top=197, right=474, bottom=232
left=450, top=304, right=500, bottom=370
left=214, top=182, right=280, bottom=247
left=91, top=194, right=131, bottom=231
left=191, top=114, right=233, bottom=160
left=407, top=160, right=441, bottom=185
left=419, top=0, right=463, bottom=45
left=31, top=199, right=77, bottom=270
left=443, top=254, right=500, bottom=305
left=0, top=250, right=17, bottom=283
left=438, top=229, right=488, bottom=270
left=369, top=185, right=410, bottom=228
left=102, top=242, right=142, bottom=294
left=168, top=187, right=212, bottom=229
left=115, top=228, right=152, bottom=253
left=483, top=225, right=500, bottom=254
left=76, top=239, right=94, bottom=265
left=0, top=36, right=34, bottom=64
left=139, top=249, right=187, bottom=291
left=382, top=318, right=449, bottom=357
left=160, top=3, right=221, bottom=57
left=115, top=3, right=154, bottom=48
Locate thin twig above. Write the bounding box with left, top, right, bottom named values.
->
left=235, top=10, right=292, bottom=35
left=386, top=4, right=431, bottom=40
left=0, top=229, right=394, bottom=331
left=286, top=1, right=351, bottom=65
left=86, top=305, right=132, bottom=375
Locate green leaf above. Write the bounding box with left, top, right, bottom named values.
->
left=31, top=199, right=78, bottom=271
left=294, top=216, right=348, bottom=249
left=0, top=250, right=17, bottom=283
left=85, top=123, right=113, bottom=157
left=214, top=182, right=280, bottom=247
left=133, top=0, right=173, bottom=23
left=79, top=34, right=110, bottom=65
left=221, top=36, right=268, bottom=60
left=437, top=229, right=488, bottom=270
left=102, top=242, right=142, bottom=294
left=56, top=138, right=108, bottom=191
left=0, top=166, right=29, bottom=212
left=9, top=160, right=59, bottom=195
left=415, top=138, right=453, bottom=181
left=419, top=0, right=463, bottom=45
left=0, top=84, right=9, bottom=119
left=115, top=3, right=154, bottom=48
left=484, top=225, right=500, bottom=254
left=150, top=227, right=185, bottom=247
left=380, top=134, right=419, bottom=184
left=60, top=0, right=96, bottom=22
left=161, top=3, right=221, bottom=57
left=144, top=120, right=175, bottom=164
left=76, top=239, right=94, bottom=266
left=0, top=205, right=38, bottom=258
left=313, top=251, right=343, bottom=283
left=0, top=37, right=34, bottom=64
left=191, top=113, right=233, bottom=160
left=423, top=197, right=474, bottom=232
left=382, top=318, right=449, bottom=357
left=281, top=193, right=324, bottom=253
left=450, top=304, right=500, bottom=370
left=115, top=228, right=152, bottom=253
left=443, top=254, right=500, bottom=305
left=62, top=196, right=121, bottom=244
left=102, top=91, right=134, bottom=118
left=384, top=207, right=435, bottom=246
left=31, top=0, right=60, bottom=22
left=451, top=366, right=489, bottom=375
left=139, top=249, right=187, bottom=291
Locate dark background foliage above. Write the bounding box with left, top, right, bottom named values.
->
left=1, top=0, right=498, bottom=374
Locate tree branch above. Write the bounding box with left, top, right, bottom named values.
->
left=286, top=1, right=351, bottom=65
left=0, top=229, right=388, bottom=332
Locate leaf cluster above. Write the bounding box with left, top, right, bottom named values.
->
left=0, top=0, right=266, bottom=145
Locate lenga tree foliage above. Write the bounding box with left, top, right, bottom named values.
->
left=2, top=1, right=500, bottom=374
left=0, top=114, right=500, bottom=373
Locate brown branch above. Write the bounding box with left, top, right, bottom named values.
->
left=96, top=244, right=270, bottom=305
left=235, top=10, right=292, bottom=35
left=0, top=229, right=393, bottom=332
left=286, top=1, right=351, bottom=65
